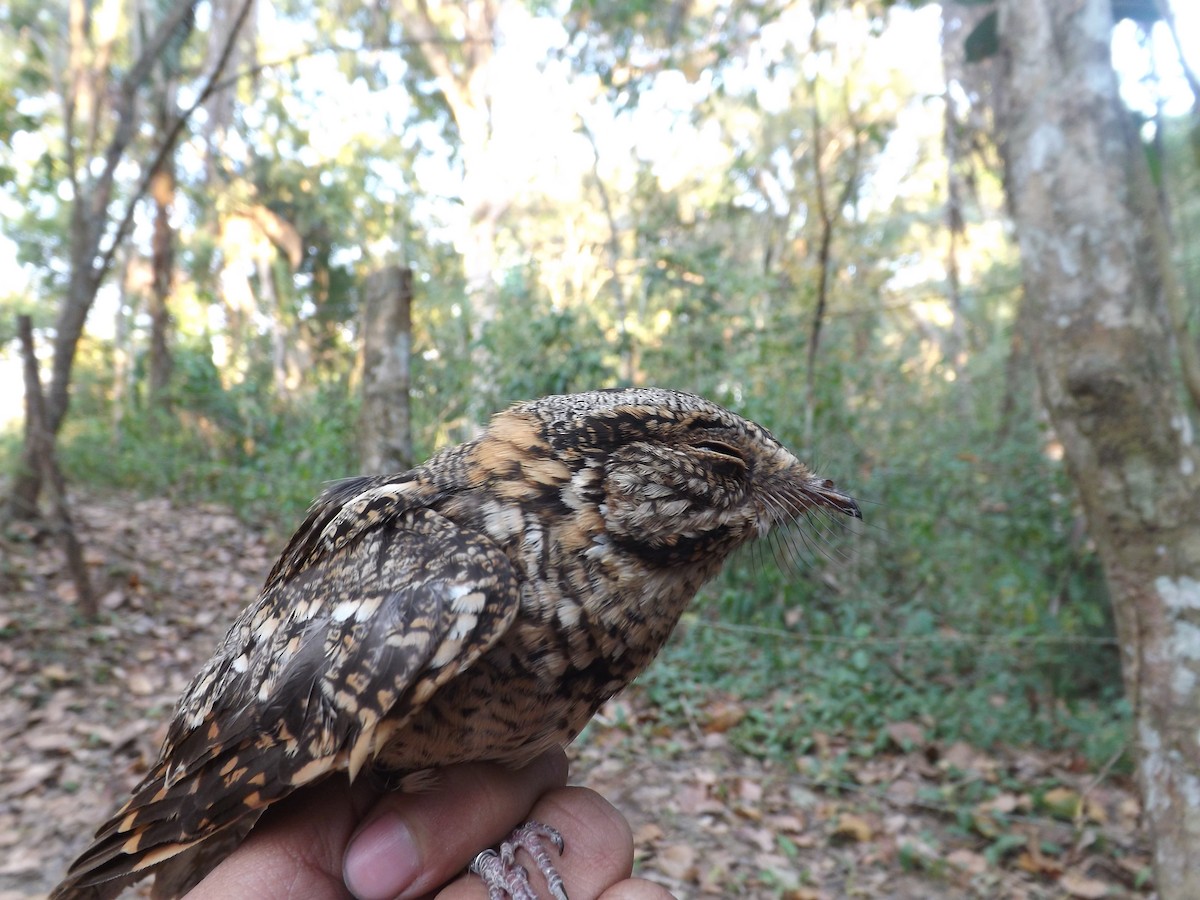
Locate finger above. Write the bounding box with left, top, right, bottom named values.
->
left=185, top=775, right=365, bottom=900
left=344, top=749, right=569, bottom=900
left=598, top=880, right=679, bottom=900
left=434, top=786, right=636, bottom=900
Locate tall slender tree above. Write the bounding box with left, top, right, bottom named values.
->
left=995, top=1, right=1200, bottom=893
left=9, top=0, right=254, bottom=518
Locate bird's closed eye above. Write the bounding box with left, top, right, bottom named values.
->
left=691, top=439, right=746, bottom=463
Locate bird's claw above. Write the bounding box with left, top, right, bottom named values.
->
left=470, top=821, right=568, bottom=900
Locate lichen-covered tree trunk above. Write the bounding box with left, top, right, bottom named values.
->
left=359, top=266, right=414, bottom=474
left=148, top=162, right=176, bottom=406
left=995, top=1, right=1200, bottom=894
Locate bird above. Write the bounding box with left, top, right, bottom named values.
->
left=51, top=387, right=859, bottom=900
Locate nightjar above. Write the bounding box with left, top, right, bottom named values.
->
left=52, top=387, right=859, bottom=899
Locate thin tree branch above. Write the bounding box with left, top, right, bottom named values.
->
left=198, top=35, right=487, bottom=99
left=97, top=0, right=254, bottom=285
left=84, top=0, right=200, bottom=277
left=1154, top=0, right=1200, bottom=124
left=803, top=39, right=833, bottom=451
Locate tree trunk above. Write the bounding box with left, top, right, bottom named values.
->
left=359, top=266, right=414, bottom=474
left=8, top=254, right=101, bottom=520
left=111, top=251, right=138, bottom=438
left=940, top=65, right=971, bottom=403
left=995, top=1, right=1200, bottom=894
left=800, top=29, right=859, bottom=452
left=7, top=0, right=252, bottom=518
left=149, top=163, right=176, bottom=406
left=16, top=316, right=96, bottom=617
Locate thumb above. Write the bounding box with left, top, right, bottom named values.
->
left=343, top=750, right=569, bottom=900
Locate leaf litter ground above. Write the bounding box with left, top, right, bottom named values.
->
left=0, top=493, right=1152, bottom=899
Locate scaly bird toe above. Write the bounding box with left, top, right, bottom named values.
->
left=470, top=821, right=568, bottom=900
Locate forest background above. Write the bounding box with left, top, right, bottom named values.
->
left=1, top=0, right=1198, bottom=897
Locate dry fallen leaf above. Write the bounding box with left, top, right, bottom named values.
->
left=1016, top=840, right=1063, bottom=878
left=655, top=843, right=698, bottom=882
left=884, top=777, right=919, bottom=807
left=940, top=740, right=1001, bottom=781
left=884, top=721, right=925, bottom=750
left=831, top=812, right=873, bottom=843
left=702, top=699, right=746, bottom=733
left=765, top=812, right=806, bottom=834
left=0, top=845, right=40, bottom=876
left=23, top=731, right=77, bottom=754
left=126, top=670, right=155, bottom=696
left=0, top=761, right=58, bottom=799
left=41, top=664, right=73, bottom=685
left=634, top=822, right=664, bottom=845
left=1083, top=796, right=1108, bottom=825
left=983, top=792, right=1020, bottom=814
left=1059, top=870, right=1111, bottom=898
left=946, top=848, right=988, bottom=876
left=674, top=781, right=719, bottom=816
left=1042, top=786, right=1082, bottom=821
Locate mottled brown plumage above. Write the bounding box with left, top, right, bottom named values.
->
left=52, top=387, right=859, bottom=899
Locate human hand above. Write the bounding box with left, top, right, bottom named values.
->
left=184, top=748, right=676, bottom=900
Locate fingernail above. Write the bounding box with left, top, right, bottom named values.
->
left=344, top=811, right=420, bottom=900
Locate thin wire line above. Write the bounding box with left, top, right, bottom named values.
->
left=688, top=618, right=1120, bottom=647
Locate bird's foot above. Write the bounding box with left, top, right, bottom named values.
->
left=470, top=821, right=568, bottom=900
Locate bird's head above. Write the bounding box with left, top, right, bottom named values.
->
left=488, top=388, right=860, bottom=568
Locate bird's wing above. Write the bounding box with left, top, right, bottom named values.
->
left=54, top=486, right=520, bottom=898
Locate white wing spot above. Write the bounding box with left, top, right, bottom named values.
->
left=253, top=615, right=280, bottom=642
left=483, top=502, right=524, bottom=540
left=331, top=600, right=361, bottom=622
left=431, top=638, right=466, bottom=668
left=555, top=601, right=581, bottom=630
left=448, top=612, right=479, bottom=641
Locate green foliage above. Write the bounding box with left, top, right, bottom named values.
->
left=54, top=338, right=360, bottom=524
left=634, top=323, right=1126, bottom=768
left=963, top=11, right=998, bottom=63
left=642, top=608, right=1127, bottom=771
left=484, top=273, right=619, bottom=405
